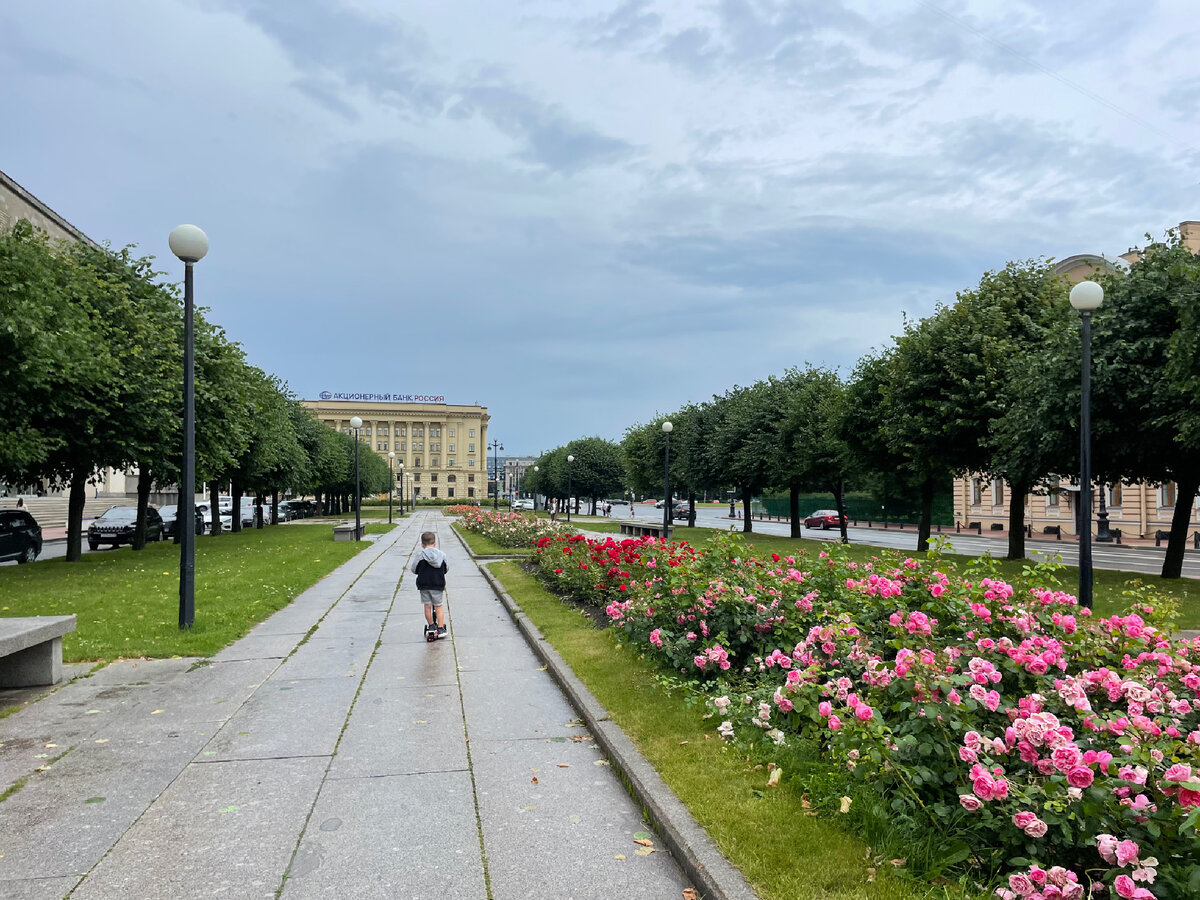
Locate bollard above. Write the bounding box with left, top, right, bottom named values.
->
left=1194, top=531, right=1200, bottom=549
left=956, top=522, right=961, bottom=534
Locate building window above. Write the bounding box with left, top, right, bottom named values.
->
left=364, top=426, right=372, bottom=435
left=1161, top=481, right=1177, bottom=507
left=414, top=458, right=421, bottom=467
left=469, top=443, right=475, bottom=453
left=468, top=458, right=475, bottom=467
left=992, top=480, right=1004, bottom=506
left=431, top=474, right=438, bottom=482
left=430, top=487, right=438, bottom=498
left=469, top=428, right=475, bottom=437
left=970, top=478, right=982, bottom=506
left=432, top=458, right=439, bottom=467
left=376, top=442, right=382, bottom=451
left=400, top=442, right=406, bottom=451
left=448, top=488, right=455, bottom=498
left=468, top=487, right=475, bottom=498
left=448, top=458, right=454, bottom=467
left=468, top=474, right=475, bottom=483
left=450, top=428, right=455, bottom=437
left=448, top=444, right=455, bottom=453
left=413, top=474, right=420, bottom=482
left=1108, top=483, right=1122, bottom=507
left=380, top=426, right=389, bottom=436
left=447, top=474, right=456, bottom=482
left=342, top=427, right=350, bottom=434
left=1047, top=477, right=1060, bottom=508
left=400, top=426, right=406, bottom=436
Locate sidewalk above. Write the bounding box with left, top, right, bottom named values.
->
left=0, top=512, right=695, bottom=899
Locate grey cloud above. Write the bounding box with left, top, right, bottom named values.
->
left=580, top=0, right=663, bottom=50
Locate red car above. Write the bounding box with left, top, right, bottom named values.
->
left=803, top=509, right=846, bottom=530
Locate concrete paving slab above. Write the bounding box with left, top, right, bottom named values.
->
left=452, top=634, right=545, bottom=673
left=471, top=738, right=691, bottom=899
left=367, top=640, right=461, bottom=687
left=202, top=676, right=360, bottom=761
left=252, top=601, right=337, bottom=636
left=70, top=756, right=328, bottom=900
left=0, top=875, right=81, bottom=899
left=274, top=634, right=376, bottom=681
left=0, top=728, right=213, bottom=881
left=212, top=631, right=303, bottom=661
left=78, top=657, right=196, bottom=686
left=118, top=658, right=280, bottom=729
left=329, top=682, right=467, bottom=778
left=283, top=770, right=485, bottom=900
left=313, top=607, right=388, bottom=638
left=459, top=667, right=582, bottom=742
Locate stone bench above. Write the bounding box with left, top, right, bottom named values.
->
left=0, top=615, right=77, bottom=687
left=332, top=523, right=364, bottom=542
left=618, top=520, right=666, bottom=539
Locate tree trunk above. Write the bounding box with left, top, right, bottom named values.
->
left=209, top=480, right=222, bottom=535
left=230, top=477, right=243, bottom=533
left=742, top=491, right=753, bottom=533
left=1162, top=476, right=1199, bottom=579
left=916, top=474, right=934, bottom=552
left=1007, top=479, right=1028, bottom=560
left=133, top=465, right=152, bottom=550
left=832, top=479, right=849, bottom=544
left=256, top=494, right=265, bottom=529
left=271, top=489, right=279, bottom=525
left=788, top=485, right=801, bottom=538
left=66, top=471, right=87, bottom=562
left=687, top=491, right=696, bottom=527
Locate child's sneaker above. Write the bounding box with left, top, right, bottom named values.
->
left=436, top=625, right=448, bottom=640
left=424, top=624, right=437, bottom=643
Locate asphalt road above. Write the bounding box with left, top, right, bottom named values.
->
left=673, top=506, right=1200, bottom=580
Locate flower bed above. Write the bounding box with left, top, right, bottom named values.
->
left=443, top=504, right=483, bottom=516
left=454, top=507, right=567, bottom=549
left=534, top=530, right=1200, bottom=897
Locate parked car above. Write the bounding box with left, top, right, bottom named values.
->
left=0, top=508, right=42, bottom=563
left=510, top=499, right=535, bottom=510
left=803, top=509, right=846, bottom=530
left=672, top=504, right=691, bottom=520
left=88, top=506, right=165, bottom=550
left=196, top=504, right=234, bottom=531
left=159, top=504, right=204, bottom=538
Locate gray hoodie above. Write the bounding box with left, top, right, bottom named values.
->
left=409, top=546, right=447, bottom=572
left=410, top=545, right=449, bottom=591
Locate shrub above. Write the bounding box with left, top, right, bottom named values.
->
left=455, top=508, right=567, bottom=549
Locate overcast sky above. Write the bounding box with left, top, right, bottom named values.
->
left=3, top=0, right=1199, bottom=455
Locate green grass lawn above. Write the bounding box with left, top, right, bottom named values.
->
left=0, top=523, right=387, bottom=662
left=666, top=526, right=1199, bottom=629
left=489, top=561, right=974, bottom=900
left=449, top=522, right=529, bottom=557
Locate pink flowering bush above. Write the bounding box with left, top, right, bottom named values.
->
left=587, top=531, right=1200, bottom=897
left=454, top=508, right=566, bottom=549
left=531, top=533, right=700, bottom=607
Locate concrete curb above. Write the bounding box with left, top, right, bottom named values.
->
left=472, top=552, right=759, bottom=900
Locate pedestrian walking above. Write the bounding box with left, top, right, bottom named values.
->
left=15, top=497, right=24, bottom=509
left=409, top=531, right=449, bottom=641
left=549, top=498, right=558, bottom=523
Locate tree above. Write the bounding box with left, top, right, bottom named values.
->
left=708, top=380, right=787, bottom=533
left=1092, top=234, right=1200, bottom=578
left=561, top=437, right=624, bottom=514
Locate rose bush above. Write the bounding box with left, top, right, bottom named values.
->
left=454, top=507, right=566, bottom=549
left=540, top=530, right=1199, bottom=897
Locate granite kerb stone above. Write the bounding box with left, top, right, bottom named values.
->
left=477, top=561, right=759, bottom=900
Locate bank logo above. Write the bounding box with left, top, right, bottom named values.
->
left=319, top=391, right=332, bottom=400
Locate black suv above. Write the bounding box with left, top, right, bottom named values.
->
left=158, top=505, right=204, bottom=538
left=0, top=509, right=42, bottom=564
left=88, top=506, right=165, bottom=550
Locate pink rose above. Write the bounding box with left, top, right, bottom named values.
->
left=1012, top=811, right=1038, bottom=829
left=1114, top=875, right=1136, bottom=899
left=1115, top=840, right=1140, bottom=867
left=1163, top=763, right=1193, bottom=782
left=959, top=794, right=982, bottom=811
left=1067, top=766, right=1094, bottom=788
left=1025, top=818, right=1048, bottom=838
left=855, top=704, right=874, bottom=721
left=828, top=715, right=841, bottom=731
left=1008, top=873, right=1035, bottom=896
left=1029, top=867, right=1047, bottom=885
left=1096, top=834, right=1118, bottom=863
left=818, top=701, right=832, bottom=717
left=973, top=776, right=995, bottom=801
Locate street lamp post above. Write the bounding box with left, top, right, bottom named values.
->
left=662, top=421, right=673, bottom=540
left=388, top=451, right=395, bottom=523
left=490, top=439, right=503, bottom=510
left=566, top=455, right=574, bottom=522
left=169, top=224, right=209, bottom=630
left=350, top=416, right=363, bottom=540
left=1095, top=483, right=1113, bottom=542
left=398, top=462, right=404, bottom=514
left=1069, top=280, right=1103, bottom=609
left=532, top=465, right=539, bottom=511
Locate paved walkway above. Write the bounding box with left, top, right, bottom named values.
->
left=0, top=512, right=692, bottom=899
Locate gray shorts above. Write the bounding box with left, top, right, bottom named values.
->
left=419, top=589, right=445, bottom=608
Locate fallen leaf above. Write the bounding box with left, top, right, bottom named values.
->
left=867, top=867, right=877, bottom=883
left=678, top=740, right=689, bottom=745
left=766, top=767, right=782, bottom=788
left=633, top=831, right=654, bottom=841
left=635, top=847, right=656, bottom=856
left=683, top=889, right=699, bottom=900
left=800, top=795, right=812, bottom=809
left=218, top=805, right=238, bottom=813
left=44, top=743, right=57, bottom=749
left=594, top=759, right=610, bottom=766
left=538, top=665, right=548, bottom=671
left=95, top=738, right=108, bottom=744
left=531, top=777, right=539, bottom=784
left=614, top=854, right=626, bottom=860
left=151, top=709, right=164, bottom=715
left=839, top=796, right=852, bottom=814
left=890, top=859, right=907, bottom=867
left=85, top=797, right=105, bottom=804
left=634, top=839, right=654, bottom=848
left=570, top=816, right=581, bottom=825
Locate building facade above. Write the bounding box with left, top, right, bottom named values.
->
left=302, top=398, right=489, bottom=502
left=503, top=457, right=538, bottom=499
left=952, top=220, right=1200, bottom=538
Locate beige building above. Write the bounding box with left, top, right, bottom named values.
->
left=0, top=168, right=94, bottom=246
left=953, top=220, right=1200, bottom=538
left=302, top=398, right=490, bottom=501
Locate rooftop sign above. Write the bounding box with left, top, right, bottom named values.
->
left=317, top=391, right=447, bottom=403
